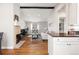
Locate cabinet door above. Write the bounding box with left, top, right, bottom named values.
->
left=53, top=37, right=79, bottom=55
left=48, top=35, right=53, bottom=55
left=68, top=3, right=77, bottom=25
left=53, top=37, right=71, bottom=55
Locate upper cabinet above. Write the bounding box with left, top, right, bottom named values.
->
left=67, top=3, right=77, bottom=26
left=77, top=4, right=79, bottom=25
left=67, top=4, right=78, bottom=31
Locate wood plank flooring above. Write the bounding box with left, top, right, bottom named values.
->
left=0, top=36, right=48, bottom=55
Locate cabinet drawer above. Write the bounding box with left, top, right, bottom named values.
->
left=54, top=37, right=79, bottom=41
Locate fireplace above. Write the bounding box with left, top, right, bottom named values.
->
left=16, top=29, right=28, bottom=44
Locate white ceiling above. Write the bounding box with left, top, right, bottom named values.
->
left=20, top=3, right=57, bottom=7
left=20, top=3, right=57, bottom=22
left=20, top=9, right=54, bottom=22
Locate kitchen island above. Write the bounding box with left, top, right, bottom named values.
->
left=48, top=33, right=79, bottom=55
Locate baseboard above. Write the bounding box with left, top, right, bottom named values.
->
left=1, top=40, right=25, bottom=49
left=2, top=47, right=14, bottom=49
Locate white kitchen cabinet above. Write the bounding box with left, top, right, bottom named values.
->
left=65, top=4, right=77, bottom=32
left=53, top=37, right=79, bottom=55
left=48, top=3, right=78, bottom=55
left=48, top=35, right=53, bottom=55
left=48, top=34, right=79, bottom=55
left=77, top=4, right=79, bottom=25
left=68, top=3, right=77, bottom=25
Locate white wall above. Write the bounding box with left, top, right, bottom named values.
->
left=13, top=3, right=26, bottom=29
left=0, top=3, right=14, bottom=49
left=48, top=11, right=59, bottom=33
left=20, top=8, right=61, bottom=34
left=19, top=12, right=26, bottom=29
left=48, top=4, right=67, bottom=33
left=13, top=3, right=21, bottom=46
left=20, top=9, right=54, bottom=33
left=0, top=3, right=21, bottom=49
left=13, top=3, right=20, bottom=16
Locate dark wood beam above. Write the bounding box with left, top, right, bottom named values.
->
left=20, top=6, right=55, bottom=9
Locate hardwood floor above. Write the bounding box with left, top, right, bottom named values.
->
left=0, top=36, right=48, bottom=55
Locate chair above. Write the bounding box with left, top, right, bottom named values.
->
left=0, top=32, right=3, bottom=50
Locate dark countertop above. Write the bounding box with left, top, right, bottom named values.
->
left=47, top=33, right=79, bottom=37
left=52, top=36, right=79, bottom=37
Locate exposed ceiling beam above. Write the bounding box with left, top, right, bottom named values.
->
left=20, top=6, right=55, bottom=9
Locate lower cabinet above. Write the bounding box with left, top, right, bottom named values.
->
left=48, top=36, right=79, bottom=55
left=53, top=37, right=79, bottom=55
left=48, top=35, right=53, bottom=55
